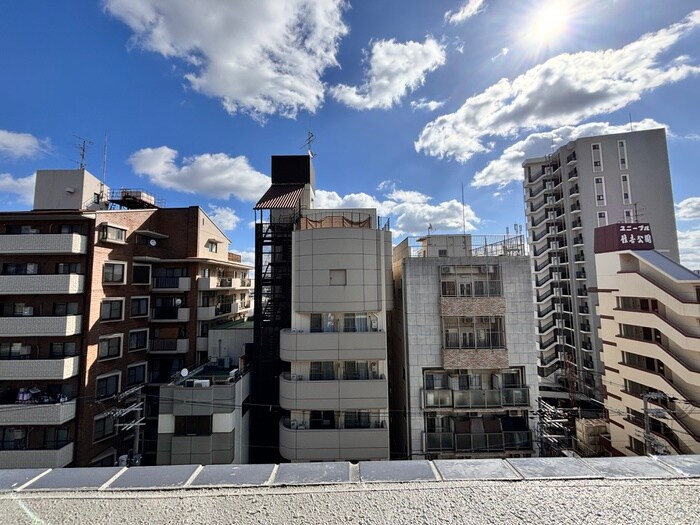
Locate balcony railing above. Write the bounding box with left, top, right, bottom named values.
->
left=424, top=431, right=532, bottom=452
left=0, top=356, right=80, bottom=380
left=423, top=388, right=529, bottom=409
left=152, top=276, right=191, bottom=291
left=0, top=233, right=86, bottom=254
left=149, top=338, right=189, bottom=353
left=151, top=307, right=189, bottom=321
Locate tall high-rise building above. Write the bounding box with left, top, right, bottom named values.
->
left=0, top=169, right=252, bottom=468
left=251, top=156, right=393, bottom=462
left=594, top=223, right=700, bottom=456
left=389, top=234, right=538, bottom=460
left=523, top=128, right=679, bottom=403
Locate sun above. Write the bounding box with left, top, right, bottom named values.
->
left=529, top=1, right=571, bottom=43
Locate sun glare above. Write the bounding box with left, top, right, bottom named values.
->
left=530, top=1, right=571, bottom=43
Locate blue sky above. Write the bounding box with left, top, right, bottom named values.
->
left=1, top=1, right=699, bottom=268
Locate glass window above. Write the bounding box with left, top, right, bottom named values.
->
left=53, top=302, right=78, bottom=315
left=205, top=241, right=218, bottom=253
left=98, top=335, right=122, bottom=360
left=100, top=300, right=123, bottom=321
left=96, top=373, right=120, bottom=399
left=103, top=262, right=125, bottom=284
left=127, top=363, right=146, bottom=386
left=129, top=330, right=148, bottom=352
left=94, top=414, right=115, bottom=442
left=101, top=225, right=126, bottom=242
left=130, top=297, right=149, bottom=317
left=132, top=265, right=151, bottom=284
left=344, top=410, right=370, bottom=429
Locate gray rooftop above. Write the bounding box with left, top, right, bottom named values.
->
left=634, top=250, right=700, bottom=282
left=1, top=456, right=699, bottom=524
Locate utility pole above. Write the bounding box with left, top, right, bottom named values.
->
left=643, top=392, right=669, bottom=456
left=109, top=384, right=145, bottom=466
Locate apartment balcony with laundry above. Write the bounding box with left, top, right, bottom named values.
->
left=198, top=276, right=235, bottom=291
left=279, top=412, right=389, bottom=461
left=0, top=389, right=76, bottom=425
left=0, top=231, right=87, bottom=254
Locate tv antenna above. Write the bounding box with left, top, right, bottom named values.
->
left=301, top=131, right=316, bottom=158
left=74, top=135, right=93, bottom=169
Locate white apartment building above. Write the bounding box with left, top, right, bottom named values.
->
left=278, top=208, right=393, bottom=461
left=523, top=128, right=679, bottom=402
left=594, top=223, right=700, bottom=456
left=389, top=235, right=538, bottom=460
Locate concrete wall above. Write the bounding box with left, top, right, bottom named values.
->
left=293, top=227, right=392, bottom=313
left=33, top=169, right=107, bottom=211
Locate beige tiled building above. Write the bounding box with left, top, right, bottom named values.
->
left=594, top=223, right=700, bottom=455
left=389, top=234, right=538, bottom=460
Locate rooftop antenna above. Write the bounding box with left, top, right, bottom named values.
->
left=461, top=182, right=467, bottom=236
left=629, top=112, right=633, bottom=132
left=101, top=134, right=108, bottom=184
left=301, top=131, right=316, bottom=158
left=74, top=135, right=93, bottom=170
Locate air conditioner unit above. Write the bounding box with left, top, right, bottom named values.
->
left=508, top=410, right=520, bottom=417
left=290, top=374, right=298, bottom=381
left=441, top=266, right=454, bottom=274
left=22, top=307, right=34, bottom=316
left=290, top=420, right=298, bottom=429
left=479, top=266, right=489, bottom=273
left=193, top=379, right=210, bottom=388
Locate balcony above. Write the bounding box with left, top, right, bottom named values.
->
left=423, top=431, right=532, bottom=453
left=0, top=233, right=86, bottom=254
left=152, top=277, right=191, bottom=292
left=150, top=307, right=190, bottom=322
left=0, top=442, right=74, bottom=469
left=198, top=303, right=235, bottom=321
left=235, top=278, right=252, bottom=289
left=279, top=418, right=389, bottom=461
left=422, top=388, right=529, bottom=410
left=0, top=399, right=76, bottom=425
left=198, top=277, right=234, bottom=290
left=279, top=373, right=387, bottom=411
left=149, top=338, right=189, bottom=354
left=0, top=274, right=84, bottom=295
left=566, top=152, right=577, bottom=165
left=0, top=356, right=80, bottom=380
left=2, top=314, right=82, bottom=337
left=280, top=329, right=387, bottom=362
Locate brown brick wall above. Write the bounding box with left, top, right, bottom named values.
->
left=442, top=348, right=510, bottom=369
left=440, top=297, right=506, bottom=316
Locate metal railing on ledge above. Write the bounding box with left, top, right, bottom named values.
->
left=425, top=431, right=533, bottom=452
left=399, top=234, right=527, bottom=258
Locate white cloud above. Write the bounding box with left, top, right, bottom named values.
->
left=0, top=130, right=47, bottom=159
left=207, top=204, right=241, bottom=231
left=128, top=146, right=270, bottom=201
left=105, top=0, right=348, bottom=119
left=315, top=186, right=479, bottom=238
left=676, top=197, right=700, bottom=221
left=411, top=98, right=445, bottom=111
left=416, top=11, right=700, bottom=162
left=0, top=172, right=36, bottom=206
left=329, top=37, right=446, bottom=110
left=678, top=227, right=700, bottom=271
left=472, top=119, right=666, bottom=188
left=490, top=47, right=509, bottom=61
left=445, top=0, right=486, bottom=24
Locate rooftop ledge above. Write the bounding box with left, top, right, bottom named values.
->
left=0, top=456, right=698, bottom=524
